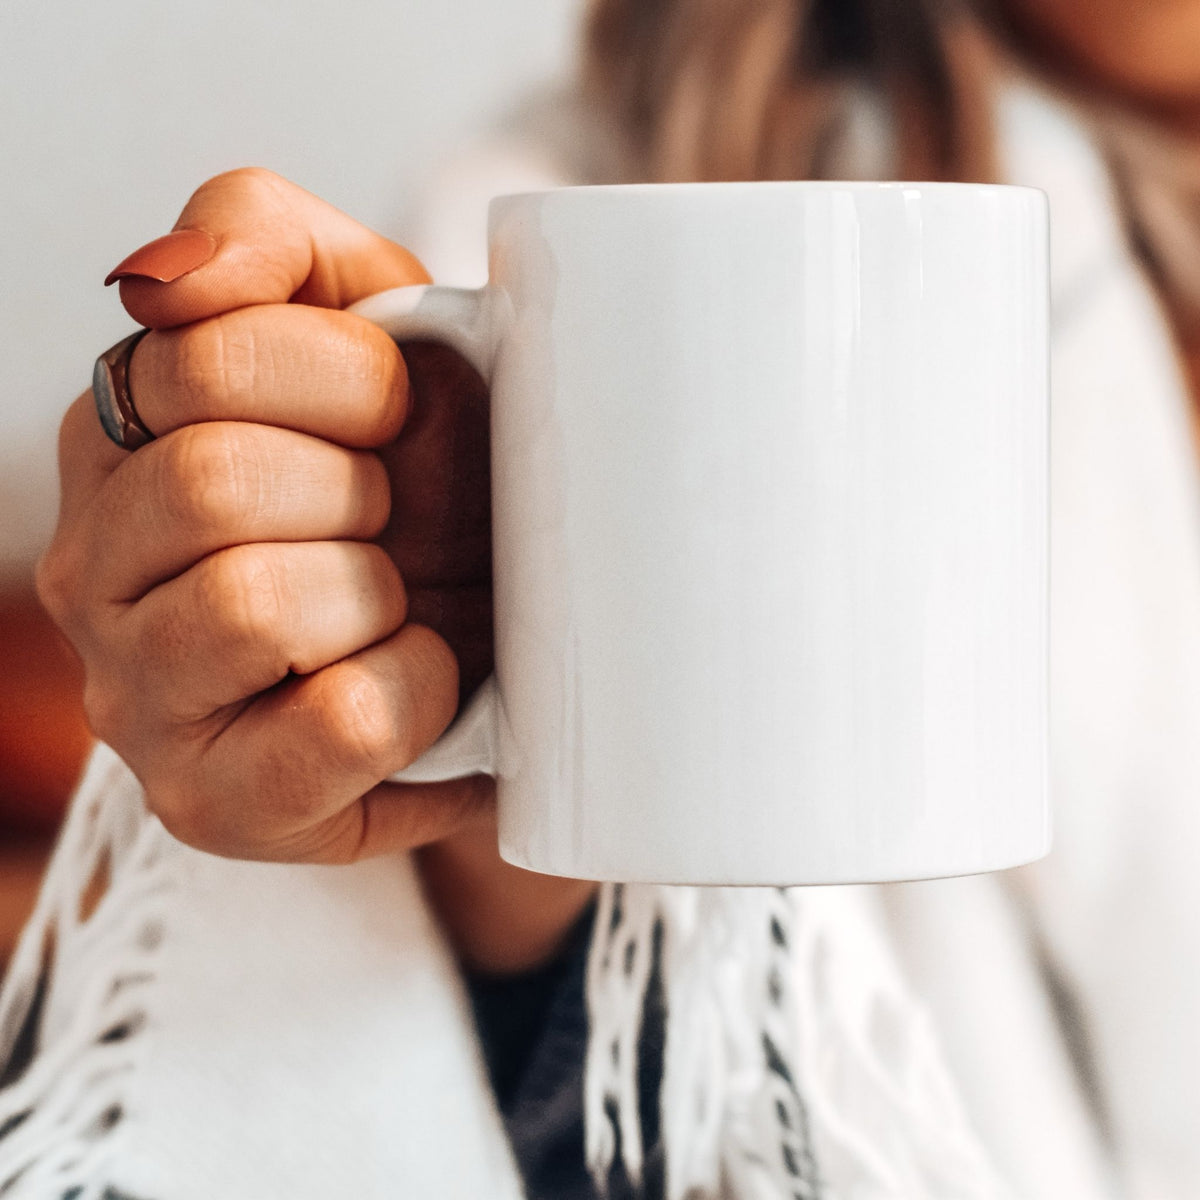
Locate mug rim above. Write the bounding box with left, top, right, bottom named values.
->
left=491, top=179, right=1046, bottom=207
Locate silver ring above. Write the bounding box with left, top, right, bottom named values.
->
left=93, top=329, right=154, bottom=450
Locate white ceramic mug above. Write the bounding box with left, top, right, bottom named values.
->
left=349, top=180, right=1050, bottom=886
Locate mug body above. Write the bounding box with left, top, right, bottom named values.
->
left=484, top=181, right=1049, bottom=885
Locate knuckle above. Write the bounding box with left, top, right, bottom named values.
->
left=216, top=165, right=290, bottom=201
left=157, top=423, right=266, bottom=539
left=171, top=320, right=257, bottom=416
left=204, top=546, right=288, bottom=657
left=34, top=545, right=74, bottom=624
left=192, top=167, right=292, bottom=218
left=142, top=775, right=211, bottom=850
left=318, top=666, right=402, bottom=777
left=36, top=541, right=120, bottom=677
left=81, top=677, right=125, bottom=746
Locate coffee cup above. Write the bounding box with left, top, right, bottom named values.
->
left=349, top=180, right=1049, bottom=885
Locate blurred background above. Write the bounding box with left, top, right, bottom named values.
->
left=0, top=0, right=585, bottom=967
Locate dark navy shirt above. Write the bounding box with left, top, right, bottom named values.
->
left=465, top=902, right=666, bottom=1200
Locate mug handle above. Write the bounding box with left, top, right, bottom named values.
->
left=347, top=285, right=501, bottom=784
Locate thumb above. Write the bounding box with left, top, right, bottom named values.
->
left=106, top=167, right=430, bottom=329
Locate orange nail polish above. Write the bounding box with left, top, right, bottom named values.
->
left=104, top=228, right=218, bottom=286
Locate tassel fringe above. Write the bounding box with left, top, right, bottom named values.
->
left=0, top=749, right=173, bottom=1198
left=584, top=883, right=1015, bottom=1200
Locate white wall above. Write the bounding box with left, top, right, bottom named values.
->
left=0, top=0, right=583, bottom=570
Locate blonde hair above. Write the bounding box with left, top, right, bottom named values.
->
left=582, top=0, right=998, bottom=185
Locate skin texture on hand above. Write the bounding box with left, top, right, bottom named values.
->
left=39, top=168, right=595, bottom=972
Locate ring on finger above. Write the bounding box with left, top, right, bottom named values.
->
left=94, top=329, right=155, bottom=451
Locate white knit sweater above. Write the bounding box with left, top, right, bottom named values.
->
left=2, top=83, right=1197, bottom=1200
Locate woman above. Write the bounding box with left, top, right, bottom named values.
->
left=2, top=0, right=1198, bottom=1197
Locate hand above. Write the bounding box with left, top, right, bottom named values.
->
left=38, top=169, right=495, bottom=865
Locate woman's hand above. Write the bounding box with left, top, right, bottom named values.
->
left=40, top=168, right=596, bottom=970
left=38, top=168, right=498, bottom=866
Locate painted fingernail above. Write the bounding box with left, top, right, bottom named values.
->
left=104, top=228, right=218, bottom=287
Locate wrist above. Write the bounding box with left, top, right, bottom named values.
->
left=415, top=808, right=599, bottom=975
